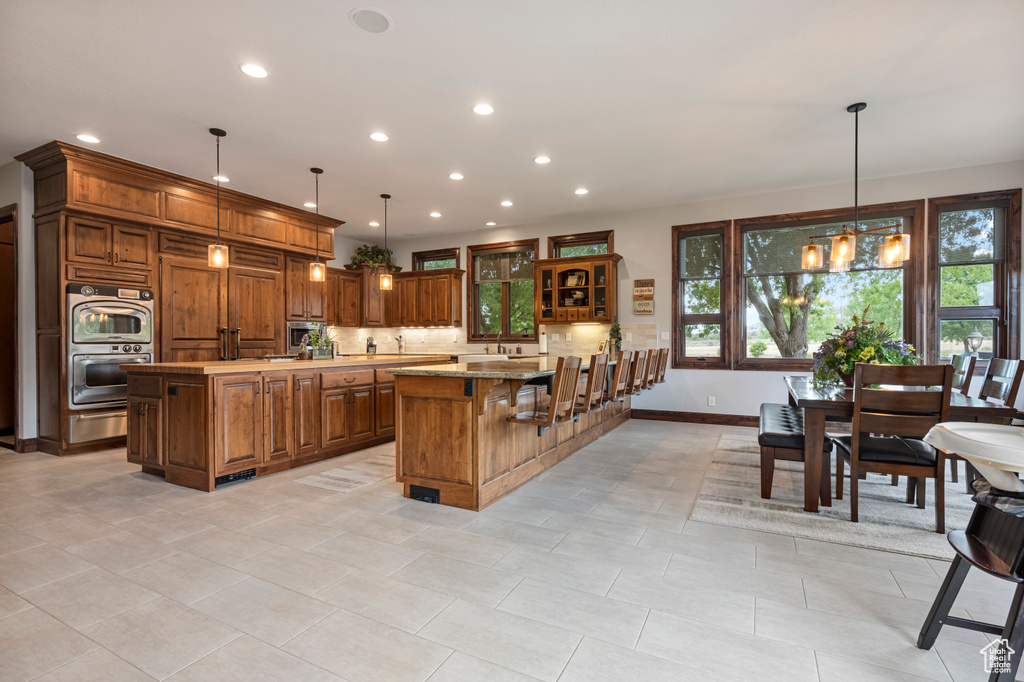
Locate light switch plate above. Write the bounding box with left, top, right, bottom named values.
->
left=551, top=334, right=560, bottom=341
left=661, top=331, right=670, bottom=340
left=565, top=333, right=572, bottom=341
left=626, top=332, right=632, bottom=341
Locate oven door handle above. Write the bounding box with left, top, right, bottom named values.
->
left=231, top=328, right=241, bottom=360
left=220, top=328, right=229, bottom=361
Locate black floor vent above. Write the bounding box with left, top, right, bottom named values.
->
left=410, top=485, right=440, bottom=504
left=215, top=468, right=256, bottom=487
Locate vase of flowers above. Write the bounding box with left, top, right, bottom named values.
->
left=811, top=307, right=918, bottom=389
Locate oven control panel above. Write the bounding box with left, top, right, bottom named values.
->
left=109, top=344, right=146, bottom=353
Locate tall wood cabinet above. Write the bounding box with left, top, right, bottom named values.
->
left=286, top=257, right=326, bottom=321
left=325, top=267, right=362, bottom=327
left=390, top=269, right=464, bottom=327
left=535, top=253, right=622, bottom=325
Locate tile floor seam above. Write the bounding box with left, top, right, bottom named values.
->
left=820, top=648, right=953, bottom=682
left=552, top=633, right=585, bottom=682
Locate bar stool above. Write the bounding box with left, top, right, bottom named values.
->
left=655, top=347, right=669, bottom=384
left=643, top=349, right=658, bottom=389
left=575, top=353, right=609, bottom=413
left=506, top=356, right=582, bottom=436
left=605, top=350, right=632, bottom=403
left=629, top=350, right=647, bottom=395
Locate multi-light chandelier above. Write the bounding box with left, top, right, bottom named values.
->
left=801, top=103, right=910, bottom=272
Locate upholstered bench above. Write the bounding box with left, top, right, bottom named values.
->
left=758, top=403, right=833, bottom=502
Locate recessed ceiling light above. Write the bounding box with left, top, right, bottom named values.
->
left=500, top=200, right=513, bottom=207
left=76, top=134, right=100, bottom=144
left=304, top=202, right=316, bottom=208
left=350, top=8, right=392, bottom=33
left=239, top=63, right=268, bottom=79
left=369, top=132, right=389, bottom=142
left=369, top=221, right=380, bottom=227
left=574, top=188, right=589, bottom=195
left=486, top=221, right=497, bottom=226
left=212, top=175, right=229, bottom=183
left=449, top=172, right=464, bottom=180
left=534, top=156, right=551, bottom=164
left=429, top=211, right=442, bottom=218
left=473, top=104, right=494, bottom=116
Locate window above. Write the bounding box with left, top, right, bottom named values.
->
left=928, top=190, right=1021, bottom=364
left=737, top=204, right=922, bottom=369
left=548, top=230, right=613, bottom=258
left=468, top=239, right=538, bottom=341
left=412, top=247, right=460, bottom=270
left=672, top=221, right=730, bottom=368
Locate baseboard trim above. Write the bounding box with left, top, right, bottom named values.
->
left=631, top=409, right=758, bottom=427
left=15, top=438, right=38, bottom=453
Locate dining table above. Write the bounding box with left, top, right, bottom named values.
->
left=784, top=375, right=1018, bottom=513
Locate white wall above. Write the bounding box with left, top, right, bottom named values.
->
left=387, top=160, right=1024, bottom=417
left=0, top=161, right=36, bottom=440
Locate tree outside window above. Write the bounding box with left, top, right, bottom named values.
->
left=469, top=240, right=537, bottom=340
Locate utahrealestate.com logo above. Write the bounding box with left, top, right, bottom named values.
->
left=980, top=639, right=1015, bottom=675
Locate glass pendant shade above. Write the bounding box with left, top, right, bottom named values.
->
left=309, top=261, right=325, bottom=282
left=877, top=234, right=910, bottom=268
left=379, top=267, right=393, bottom=291
left=208, top=243, right=229, bottom=269
left=830, top=232, right=856, bottom=271
left=801, top=243, right=825, bottom=270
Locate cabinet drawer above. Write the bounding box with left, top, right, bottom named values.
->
left=158, top=231, right=208, bottom=258
left=375, top=369, right=395, bottom=384
left=321, top=369, right=373, bottom=388
left=66, top=263, right=153, bottom=287
left=128, top=374, right=162, bottom=397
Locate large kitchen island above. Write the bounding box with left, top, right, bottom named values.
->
left=388, top=357, right=630, bottom=511
left=123, top=355, right=450, bottom=491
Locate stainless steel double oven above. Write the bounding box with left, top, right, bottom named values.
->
left=66, top=284, right=155, bottom=443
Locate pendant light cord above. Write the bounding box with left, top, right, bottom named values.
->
left=314, top=172, right=319, bottom=264
left=854, top=106, right=859, bottom=232
left=215, top=135, right=221, bottom=246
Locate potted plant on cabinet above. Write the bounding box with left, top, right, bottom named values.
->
left=609, top=321, right=622, bottom=354
left=345, top=244, right=401, bottom=272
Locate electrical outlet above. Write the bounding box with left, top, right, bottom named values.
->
left=565, top=332, right=572, bottom=342
left=661, top=331, right=670, bottom=340
left=707, top=396, right=716, bottom=407
left=626, top=332, right=632, bottom=342
left=419, top=333, right=426, bottom=343
left=551, top=333, right=560, bottom=341
left=385, top=335, right=392, bottom=342
left=452, top=333, right=458, bottom=343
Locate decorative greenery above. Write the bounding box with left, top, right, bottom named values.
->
left=609, top=321, right=622, bottom=347
left=811, top=307, right=919, bottom=389
left=306, top=327, right=333, bottom=350
left=749, top=341, right=768, bottom=357
left=350, top=243, right=394, bottom=268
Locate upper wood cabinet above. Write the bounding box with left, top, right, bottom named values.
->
left=67, top=217, right=152, bottom=271
left=286, top=257, right=326, bottom=322
left=325, top=268, right=362, bottom=327
left=535, top=253, right=622, bottom=325
left=389, top=269, right=464, bottom=328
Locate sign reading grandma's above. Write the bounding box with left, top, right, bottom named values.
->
left=633, top=279, right=654, bottom=315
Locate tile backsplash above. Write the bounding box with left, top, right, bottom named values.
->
left=326, top=323, right=665, bottom=358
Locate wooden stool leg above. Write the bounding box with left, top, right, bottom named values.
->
left=760, top=447, right=775, bottom=500
left=836, top=455, right=844, bottom=500
left=918, top=555, right=970, bottom=650
left=917, top=478, right=927, bottom=510
left=907, top=477, right=918, bottom=505
left=820, top=451, right=831, bottom=507
left=992, top=582, right=1024, bottom=681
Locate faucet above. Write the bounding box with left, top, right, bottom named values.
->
left=495, top=333, right=504, bottom=355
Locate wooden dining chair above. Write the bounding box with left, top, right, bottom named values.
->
left=643, top=349, right=659, bottom=389
left=575, top=353, right=609, bottom=413
left=506, top=356, right=582, bottom=436
left=605, top=350, right=632, bottom=402
left=950, top=353, right=977, bottom=394
left=629, top=350, right=647, bottom=395
left=978, top=358, right=1024, bottom=407
left=655, top=347, right=669, bottom=384
left=834, top=363, right=953, bottom=533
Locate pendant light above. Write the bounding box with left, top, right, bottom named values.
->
left=379, top=193, right=393, bottom=291
left=800, top=102, right=910, bottom=271
left=207, top=128, right=229, bottom=269
left=309, top=168, right=325, bottom=282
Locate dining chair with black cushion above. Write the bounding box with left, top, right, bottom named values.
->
left=758, top=403, right=833, bottom=501
left=950, top=353, right=977, bottom=394
left=834, top=363, right=953, bottom=532
left=575, top=353, right=609, bottom=413
left=605, top=350, right=633, bottom=403
left=961, top=358, right=1024, bottom=492
left=506, top=356, right=582, bottom=436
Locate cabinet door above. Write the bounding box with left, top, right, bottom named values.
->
left=262, top=375, right=293, bottom=464
left=339, top=275, right=361, bottom=327
left=416, top=276, right=434, bottom=326
left=363, top=270, right=385, bottom=327
left=68, top=219, right=112, bottom=264
left=375, top=383, right=395, bottom=437
left=114, top=226, right=151, bottom=269
left=229, top=266, right=284, bottom=358
left=324, top=271, right=340, bottom=326
left=285, top=257, right=308, bottom=320
left=293, top=371, right=319, bottom=455
left=127, top=396, right=162, bottom=465
left=348, top=387, right=375, bottom=442
left=401, top=278, right=418, bottom=326
left=159, top=256, right=228, bottom=362
left=320, top=387, right=350, bottom=449
left=308, top=274, right=326, bottom=322
left=432, top=274, right=452, bottom=326
left=214, top=375, right=262, bottom=474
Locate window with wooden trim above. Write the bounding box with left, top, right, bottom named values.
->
left=468, top=239, right=538, bottom=341
left=412, top=247, right=460, bottom=270
left=734, top=202, right=923, bottom=370
left=548, top=230, right=613, bottom=258
left=672, top=221, right=731, bottom=369
left=927, top=189, right=1021, bottom=364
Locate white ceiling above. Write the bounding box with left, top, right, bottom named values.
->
left=1, top=1, right=1022, bottom=242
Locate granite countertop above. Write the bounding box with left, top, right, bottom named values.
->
left=387, top=356, right=612, bottom=380
left=123, top=354, right=452, bottom=375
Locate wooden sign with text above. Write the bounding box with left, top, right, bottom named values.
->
left=633, top=279, right=654, bottom=315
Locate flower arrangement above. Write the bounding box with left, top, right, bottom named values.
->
left=811, top=307, right=918, bottom=389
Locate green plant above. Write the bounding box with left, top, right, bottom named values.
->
left=609, top=321, right=622, bottom=346
left=811, top=307, right=918, bottom=389
left=307, top=327, right=333, bottom=350
left=749, top=341, right=768, bottom=357
left=350, top=244, right=394, bottom=268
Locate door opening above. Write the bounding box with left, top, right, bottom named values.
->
left=0, top=205, right=17, bottom=451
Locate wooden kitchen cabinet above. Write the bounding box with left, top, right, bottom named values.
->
left=293, top=371, right=319, bottom=456
left=286, top=256, right=326, bottom=321
left=349, top=386, right=375, bottom=442
left=389, top=269, right=464, bottom=327
left=374, top=381, right=395, bottom=438
left=213, top=374, right=263, bottom=475
left=67, top=217, right=153, bottom=285
left=262, top=374, right=293, bottom=464
left=229, top=266, right=284, bottom=359
left=325, top=268, right=362, bottom=327
left=126, top=395, right=162, bottom=466
left=534, top=254, right=621, bottom=325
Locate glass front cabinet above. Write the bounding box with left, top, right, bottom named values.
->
left=534, top=253, right=621, bottom=325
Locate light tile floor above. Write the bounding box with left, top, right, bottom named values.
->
left=0, top=421, right=1018, bottom=681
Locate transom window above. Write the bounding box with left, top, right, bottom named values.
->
left=468, top=239, right=538, bottom=341
left=412, top=247, right=459, bottom=270
left=548, top=230, right=613, bottom=258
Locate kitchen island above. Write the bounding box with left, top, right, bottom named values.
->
left=123, top=355, right=450, bottom=491
left=387, top=357, right=630, bottom=511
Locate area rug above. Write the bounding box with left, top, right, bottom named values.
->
left=688, top=434, right=976, bottom=559
left=294, top=452, right=394, bottom=493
